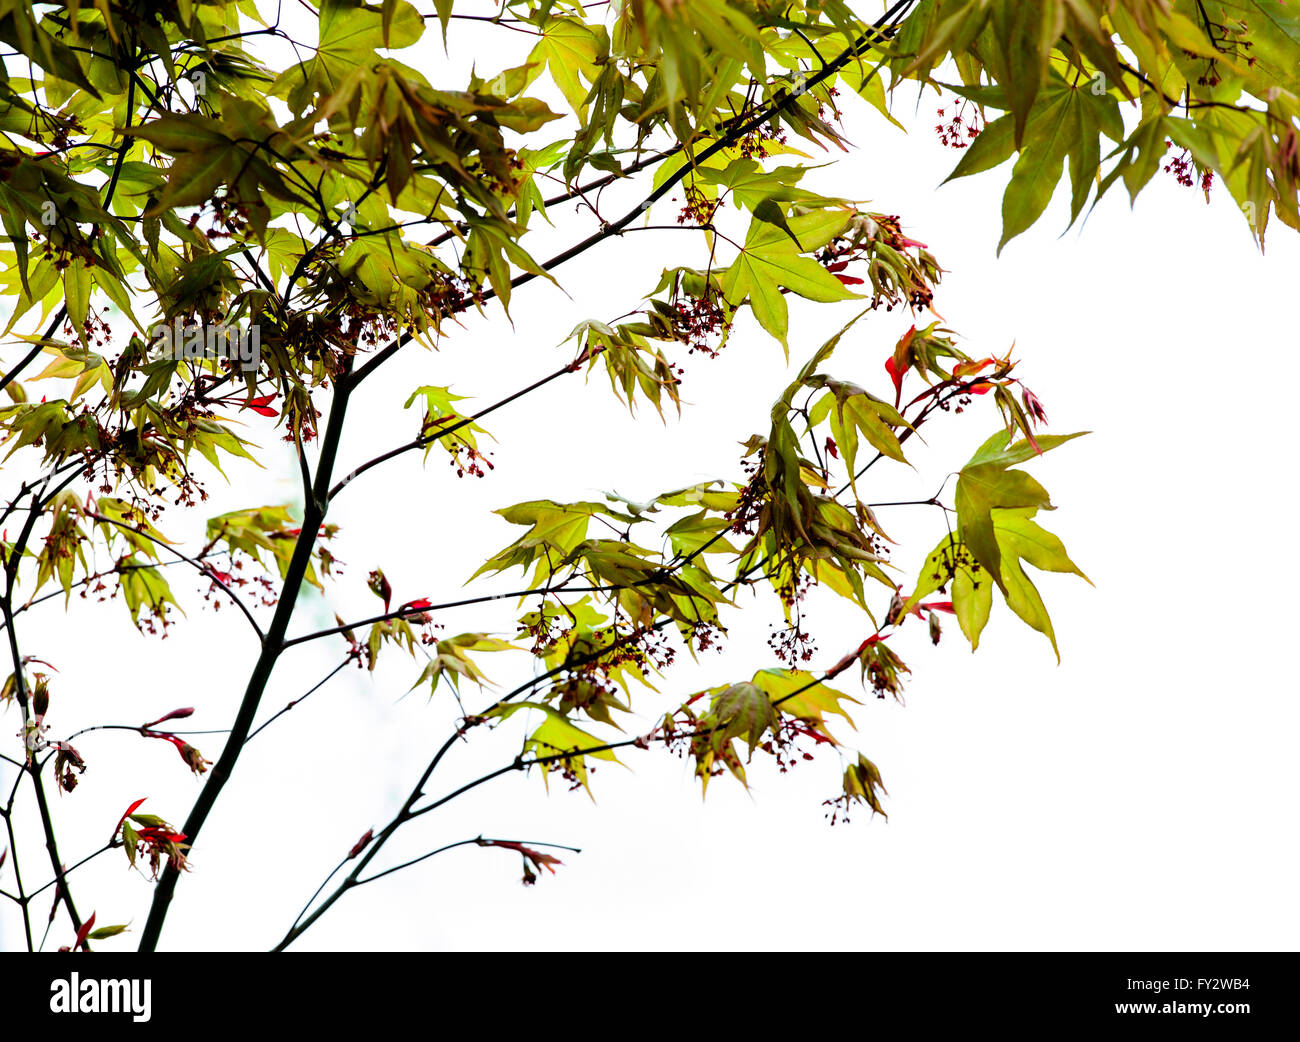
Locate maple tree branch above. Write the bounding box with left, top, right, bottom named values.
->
left=280, top=569, right=734, bottom=648
left=88, top=512, right=265, bottom=640
left=328, top=350, right=598, bottom=500
left=58, top=722, right=228, bottom=743
left=0, top=306, right=69, bottom=398
left=27, top=759, right=87, bottom=948
left=138, top=355, right=357, bottom=951
left=356, top=836, right=581, bottom=887
left=245, top=658, right=352, bottom=742
left=0, top=467, right=89, bottom=944
left=26, top=842, right=113, bottom=901
left=1, top=802, right=34, bottom=950
left=3, top=551, right=229, bottom=629
left=415, top=365, right=969, bottom=751
left=275, top=658, right=833, bottom=950
left=274, top=833, right=579, bottom=949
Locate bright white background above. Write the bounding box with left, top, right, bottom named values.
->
left=1, top=7, right=1297, bottom=951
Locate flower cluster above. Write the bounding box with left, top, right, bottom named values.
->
left=736, top=118, right=789, bottom=160
left=690, top=620, right=724, bottom=653
left=446, top=440, right=494, bottom=479
left=201, top=193, right=252, bottom=240
left=676, top=183, right=722, bottom=226
left=759, top=717, right=823, bottom=774
left=669, top=291, right=729, bottom=356
left=934, top=98, right=983, bottom=149
left=767, top=621, right=816, bottom=666
left=33, top=223, right=103, bottom=273
left=62, top=309, right=113, bottom=351
left=924, top=540, right=982, bottom=594
left=1162, top=142, right=1214, bottom=194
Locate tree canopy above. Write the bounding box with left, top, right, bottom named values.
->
left=0, top=0, right=1295, bottom=951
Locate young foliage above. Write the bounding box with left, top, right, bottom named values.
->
left=0, top=0, right=1292, bottom=952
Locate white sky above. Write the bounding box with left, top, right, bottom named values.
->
left=2, top=6, right=1297, bottom=952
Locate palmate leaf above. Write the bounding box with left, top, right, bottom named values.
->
left=711, top=682, right=777, bottom=756
left=123, top=114, right=241, bottom=209
left=955, top=462, right=1054, bottom=581
left=473, top=499, right=639, bottom=586
left=843, top=753, right=889, bottom=816
left=989, top=507, right=1090, bottom=659
left=720, top=207, right=859, bottom=351
left=526, top=17, right=603, bottom=117
left=940, top=59, right=1129, bottom=247
left=494, top=702, right=622, bottom=797
left=410, top=633, right=515, bottom=696
left=403, top=384, right=487, bottom=458
left=907, top=429, right=1088, bottom=658
left=271, top=0, right=425, bottom=111
left=205, top=505, right=323, bottom=589
left=954, top=428, right=1084, bottom=582
left=905, top=505, right=1087, bottom=660
left=807, top=380, right=909, bottom=479
left=984, top=0, right=1052, bottom=148
left=752, top=668, right=858, bottom=739
left=119, top=562, right=183, bottom=630
left=696, top=158, right=828, bottom=211
left=994, top=79, right=1116, bottom=251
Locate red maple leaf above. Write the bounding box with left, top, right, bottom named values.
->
left=71, top=911, right=96, bottom=952
left=242, top=393, right=279, bottom=417
left=115, top=798, right=148, bottom=836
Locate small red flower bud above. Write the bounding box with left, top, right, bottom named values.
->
left=348, top=829, right=374, bottom=859
left=143, top=707, right=195, bottom=728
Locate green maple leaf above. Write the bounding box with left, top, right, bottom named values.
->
left=495, top=703, right=621, bottom=797
left=123, top=115, right=242, bottom=212
left=720, top=208, right=859, bottom=352
left=988, top=508, right=1090, bottom=660
left=272, top=0, right=424, bottom=110
left=711, top=682, right=777, bottom=756
left=955, top=462, right=1054, bottom=586
left=953, top=428, right=1087, bottom=586
left=527, top=18, right=601, bottom=118
left=697, top=159, right=826, bottom=211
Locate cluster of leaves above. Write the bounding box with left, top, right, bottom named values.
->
left=901, top=0, right=1300, bottom=248
left=0, top=0, right=1293, bottom=952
